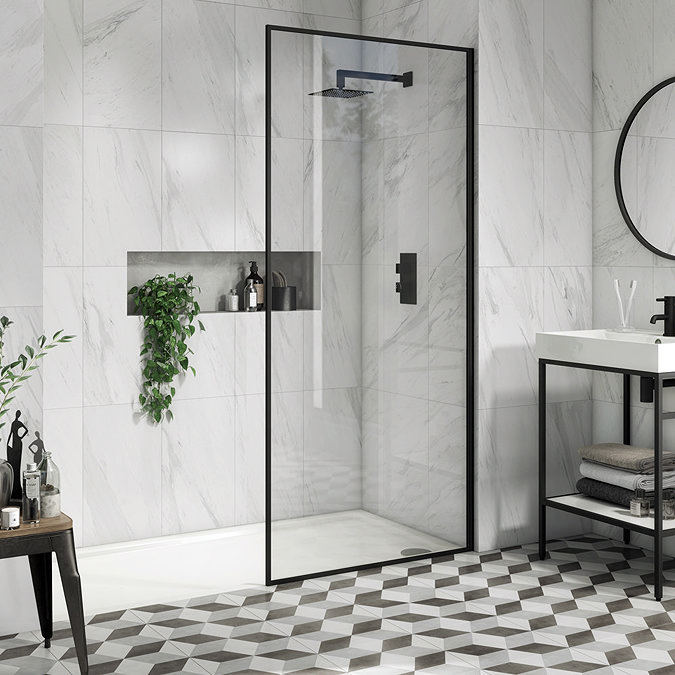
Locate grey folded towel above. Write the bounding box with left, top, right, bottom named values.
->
left=576, top=477, right=654, bottom=508
left=578, top=442, right=675, bottom=473
left=580, top=460, right=675, bottom=491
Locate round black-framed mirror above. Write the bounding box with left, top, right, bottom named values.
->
left=614, top=75, right=675, bottom=260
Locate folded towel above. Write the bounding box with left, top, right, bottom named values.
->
left=576, top=477, right=654, bottom=508
left=578, top=442, right=675, bottom=473
left=580, top=460, right=675, bottom=491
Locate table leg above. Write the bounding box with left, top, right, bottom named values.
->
left=53, top=531, right=88, bottom=674
left=654, top=375, right=663, bottom=602
left=28, top=552, right=52, bottom=648
left=539, top=360, right=547, bottom=560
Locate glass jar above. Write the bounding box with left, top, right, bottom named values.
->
left=37, top=451, right=61, bottom=518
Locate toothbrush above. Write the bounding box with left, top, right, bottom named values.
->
left=624, top=280, right=637, bottom=327
left=614, top=279, right=625, bottom=327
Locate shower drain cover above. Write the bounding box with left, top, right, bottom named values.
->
left=400, top=547, right=431, bottom=556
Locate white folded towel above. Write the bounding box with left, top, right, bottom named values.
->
left=580, top=460, right=675, bottom=491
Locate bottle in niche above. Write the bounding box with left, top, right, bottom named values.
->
left=630, top=488, right=650, bottom=517
left=244, top=279, right=257, bottom=312
left=22, top=462, right=40, bottom=524
left=37, top=451, right=61, bottom=518
left=225, top=289, right=239, bottom=312
left=663, top=489, right=675, bottom=520
left=246, top=261, right=264, bottom=310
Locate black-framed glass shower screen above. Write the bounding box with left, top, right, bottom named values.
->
left=265, top=25, right=474, bottom=584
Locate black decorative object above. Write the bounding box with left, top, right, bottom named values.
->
left=395, top=253, right=417, bottom=305
left=7, top=410, right=27, bottom=502
left=271, top=270, right=296, bottom=311
left=29, top=431, right=45, bottom=466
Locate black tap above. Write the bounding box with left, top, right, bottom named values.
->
left=650, top=297, right=675, bottom=336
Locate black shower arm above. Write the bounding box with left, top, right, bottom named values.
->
left=336, top=69, right=413, bottom=89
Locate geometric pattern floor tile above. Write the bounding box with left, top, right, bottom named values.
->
left=3, top=535, right=675, bottom=673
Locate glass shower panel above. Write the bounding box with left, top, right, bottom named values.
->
left=267, top=26, right=472, bottom=583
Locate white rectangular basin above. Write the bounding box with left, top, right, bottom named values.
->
left=536, top=329, right=675, bottom=373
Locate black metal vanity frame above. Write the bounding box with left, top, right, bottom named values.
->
left=539, top=358, right=675, bottom=601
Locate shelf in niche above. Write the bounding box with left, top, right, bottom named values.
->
left=127, top=251, right=321, bottom=315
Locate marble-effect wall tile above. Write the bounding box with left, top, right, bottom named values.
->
left=382, top=266, right=429, bottom=400
left=593, top=130, right=652, bottom=267
left=429, top=265, right=465, bottom=407
left=383, top=133, right=429, bottom=267
left=543, top=267, right=592, bottom=404
left=304, top=140, right=361, bottom=262
left=162, top=0, right=235, bottom=134
left=271, top=138, right=304, bottom=251
left=429, top=0, right=478, bottom=48
left=304, top=266, right=361, bottom=390
left=235, top=313, right=265, bottom=396
left=82, top=267, right=143, bottom=407
left=479, top=125, right=543, bottom=267
left=43, top=407, right=84, bottom=546
left=272, top=312, right=304, bottom=393
left=43, top=125, right=83, bottom=268
left=361, top=139, right=384, bottom=266
left=429, top=128, right=466, bottom=269
left=44, top=0, right=83, bottom=126
left=161, top=396, right=236, bottom=535
left=83, top=127, right=161, bottom=267
left=171, top=313, right=236, bottom=400
left=0, top=126, right=42, bottom=308
left=381, top=43, right=429, bottom=138
left=271, top=391, right=304, bottom=520
left=235, top=394, right=264, bottom=525
left=303, top=387, right=361, bottom=515
left=378, top=392, right=429, bottom=531
left=592, top=0, right=652, bottom=132
left=0, top=0, right=43, bottom=126
left=654, top=0, right=675, bottom=83
left=162, top=131, right=235, bottom=251
left=235, top=136, right=265, bottom=251
left=477, top=405, right=538, bottom=551
left=479, top=267, right=544, bottom=410
left=83, top=403, right=162, bottom=545
left=543, top=130, right=592, bottom=267
left=543, top=0, right=591, bottom=132
left=479, top=0, right=543, bottom=128
left=84, top=0, right=161, bottom=129
left=43, top=267, right=83, bottom=411
left=303, top=0, right=359, bottom=20
left=235, top=6, right=303, bottom=138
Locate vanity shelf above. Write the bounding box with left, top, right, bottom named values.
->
left=537, top=329, right=675, bottom=601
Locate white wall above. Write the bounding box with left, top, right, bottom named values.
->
left=0, top=0, right=45, bottom=640
left=591, top=0, right=675, bottom=552
left=476, top=0, right=593, bottom=550
left=40, top=0, right=361, bottom=549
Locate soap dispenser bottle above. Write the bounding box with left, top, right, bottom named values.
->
left=246, top=261, right=264, bottom=310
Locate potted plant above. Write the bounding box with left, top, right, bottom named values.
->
left=0, top=315, right=74, bottom=507
left=129, top=273, right=205, bottom=423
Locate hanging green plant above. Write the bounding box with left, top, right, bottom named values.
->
left=129, top=273, right=205, bottom=423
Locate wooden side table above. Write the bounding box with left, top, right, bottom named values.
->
left=0, top=513, right=88, bottom=674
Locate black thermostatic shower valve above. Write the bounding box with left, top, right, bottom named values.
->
left=395, top=253, right=417, bottom=305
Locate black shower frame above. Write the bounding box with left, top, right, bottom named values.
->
left=265, top=24, right=475, bottom=586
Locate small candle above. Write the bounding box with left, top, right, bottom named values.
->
left=1, top=507, right=20, bottom=530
